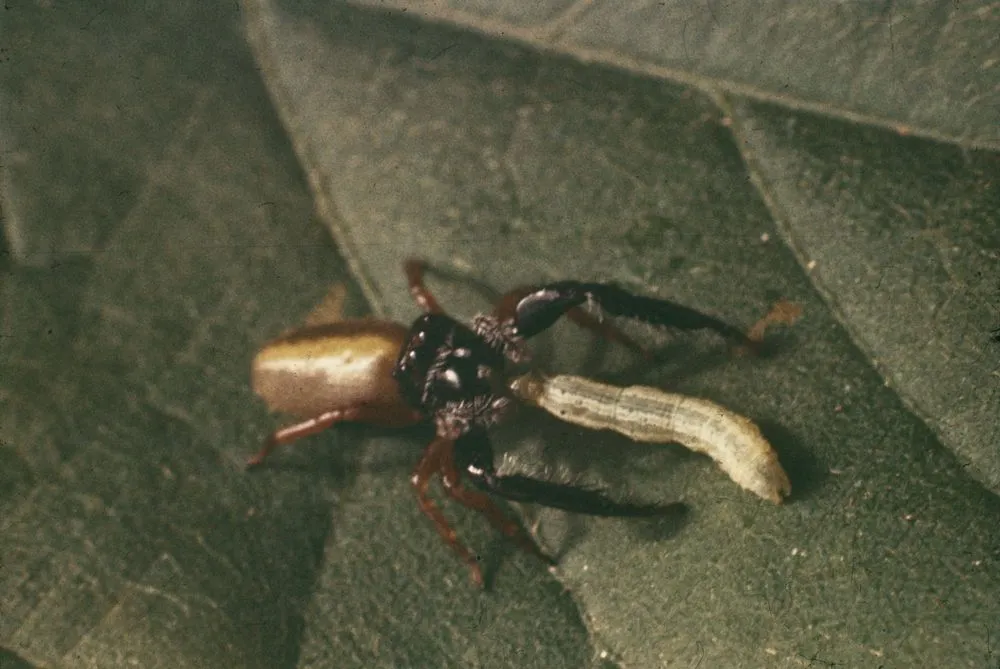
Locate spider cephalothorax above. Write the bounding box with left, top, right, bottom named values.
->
left=393, top=312, right=514, bottom=439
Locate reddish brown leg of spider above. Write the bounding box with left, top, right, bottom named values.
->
left=411, top=435, right=484, bottom=586
left=492, top=286, right=533, bottom=323
left=246, top=407, right=363, bottom=468
left=439, top=453, right=555, bottom=566
left=404, top=258, right=444, bottom=314
left=303, top=283, right=347, bottom=327
left=248, top=403, right=422, bottom=469
left=494, top=286, right=652, bottom=358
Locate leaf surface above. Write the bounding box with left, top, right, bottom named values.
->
left=3, top=2, right=998, bottom=668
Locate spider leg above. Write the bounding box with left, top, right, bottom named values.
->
left=469, top=473, right=683, bottom=517
left=404, top=258, right=445, bottom=314
left=246, top=407, right=364, bottom=468
left=504, top=281, right=752, bottom=347
left=411, top=435, right=484, bottom=586
left=439, top=441, right=554, bottom=566
left=495, top=285, right=652, bottom=358
left=247, top=404, right=421, bottom=468
left=303, top=283, right=348, bottom=326
left=454, top=432, right=680, bottom=517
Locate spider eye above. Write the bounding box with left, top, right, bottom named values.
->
left=441, top=368, right=462, bottom=389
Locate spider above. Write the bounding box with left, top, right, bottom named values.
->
left=248, top=259, right=759, bottom=585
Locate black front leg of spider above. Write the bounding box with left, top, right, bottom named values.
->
left=455, top=431, right=683, bottom=518
left=392, top=260, right=747, bottom=586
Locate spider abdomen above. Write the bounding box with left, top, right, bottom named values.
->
left=252, top=320, right=414, bottom=420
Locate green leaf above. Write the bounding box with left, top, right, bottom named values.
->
left=3, top=1, right=998, bottom=668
